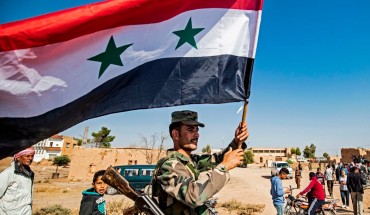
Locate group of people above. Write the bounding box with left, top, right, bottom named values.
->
left=1, top=110, right=368, bottom=215
left=0, top=110, right=250, bottom=215
left=272, top=160, right=368, bottom=215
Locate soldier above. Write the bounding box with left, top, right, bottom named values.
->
left=295, top=167, right=301, bottom=189
left=152, top=110, right=248, bottom=215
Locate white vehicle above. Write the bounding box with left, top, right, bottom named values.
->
left=271, top=161, right=293, bottom=179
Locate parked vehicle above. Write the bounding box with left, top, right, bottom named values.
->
left=271, top=161, right=293, bottom=179
left=106, top=164, right=156, bottom=195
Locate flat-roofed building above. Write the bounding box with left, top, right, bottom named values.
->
left=249, top=147, right=291, bottom=165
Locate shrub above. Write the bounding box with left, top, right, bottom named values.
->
left=219, top=199, right=265, bottom=215
left=33, top=204, right=71, bottom=215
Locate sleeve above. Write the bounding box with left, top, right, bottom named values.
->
left=79, top=196, right=94, bottom=215
left=0, top=168, right=11, bottom=199
left=157, top=159, right=229, bottom=208
left=300, top=180, right=314, bottom=195
left=275, top=180, right=285, bottom=197
left=346, top=176, right=352, bottom=193
left=360, top=174, right=366, bottom=185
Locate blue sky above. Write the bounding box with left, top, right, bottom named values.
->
left=2, top=0, right=370, bottom=156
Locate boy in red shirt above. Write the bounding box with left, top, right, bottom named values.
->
left=296, top=172, right=325, bottom=215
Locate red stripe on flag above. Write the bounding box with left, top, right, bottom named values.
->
left=0, top=0, right=263, bottom=51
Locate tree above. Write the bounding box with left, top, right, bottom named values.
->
left=202, top=145, right=211, bottom=154
left=243, top=150, right=254, bottom=167
left=290, top=148, right=296, bottom=155
left=295, top=147, right=302, bottom=156
left=53, top=155, right=71, bottom=174
left=74, top=137, right=91, bottom=146
left=139, top=132, right=168, bottom=164
left=303, top=143, right=316, bottom=158
left=323, top=152, right=329, bottom=159
left=92, top=127, right=115, bottom=148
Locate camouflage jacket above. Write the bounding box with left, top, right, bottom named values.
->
left=152, top=141, right=246, bottom=215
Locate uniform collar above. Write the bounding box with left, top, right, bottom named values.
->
left=171, top=151, right=192, bottom=163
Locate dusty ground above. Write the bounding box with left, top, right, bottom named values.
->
left=1, top=160, right=370, bottom=214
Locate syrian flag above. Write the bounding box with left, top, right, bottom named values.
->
left=0, top=0, right=263, bottom=158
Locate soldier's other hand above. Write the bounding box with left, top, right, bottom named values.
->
left=234, top=123, right=249, bottom=148
left=221, top=148, right=244, bottom=171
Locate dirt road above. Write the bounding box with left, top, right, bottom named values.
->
left=30, top=165, right=370, bottom=214
left=219, top=166, right=369, bottom=215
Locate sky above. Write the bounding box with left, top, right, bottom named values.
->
left=1, top=0, right=370, bottom=156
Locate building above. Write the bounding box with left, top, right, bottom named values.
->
left=249, top=147, right=291, bottom=165
left=33, top=134, right=77, bottom=162
left=341, top=148, right=370, bottom=163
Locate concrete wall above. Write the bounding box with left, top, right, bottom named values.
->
left=68, top=147, right=165, bottom=181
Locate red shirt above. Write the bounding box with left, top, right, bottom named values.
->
left=299, top=177, right=325, bottom=200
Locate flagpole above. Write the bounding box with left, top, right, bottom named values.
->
left=237, top=100, right=249, bottom=149
left=241, top=99, right=249, bottom=126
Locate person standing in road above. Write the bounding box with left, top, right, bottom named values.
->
left=325, top=165, right=334, bottom=197
left=339, top=169, right=349, bottom=209
left=295, top=167, right=301, bottom=189
left=336, top=163, right=342, bottom=184
left=270, top=168, right=291, bottom=215
left=0, top=147, right=35, bottom=215
left=298, top=161, right=303, bottom=173
left=316, top=168, right=326, bottom=195
left=347, top=166, right=366, bottom=215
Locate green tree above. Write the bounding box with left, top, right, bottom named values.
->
left=53, top=155, right=71, bottom=174
left=243, top=150, right=254, bottom=167
left=323, top=152, right=329, bottom=159
left=290, top=148, right=296, bottom=155
left=295, top=147, right=302, bottom=156
left=74, top=137, right=91, bottom=146
left=202, top=144, right=212, bottom=154
left=92, top=127, right=115, bottom=148
left=303, top=143, right=316, bottom=158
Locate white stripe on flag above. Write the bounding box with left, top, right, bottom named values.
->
left=0, top=8, right=260, bottom=118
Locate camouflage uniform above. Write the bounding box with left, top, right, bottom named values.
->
left=152, top=141, right=246, bottom=215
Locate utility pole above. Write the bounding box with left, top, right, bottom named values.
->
left=82, top=126, right=89, bottom=145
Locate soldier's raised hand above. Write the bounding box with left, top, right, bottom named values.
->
left=234, top=122, right=249, bottom=148
left=221, top=147, right=244, bottom=171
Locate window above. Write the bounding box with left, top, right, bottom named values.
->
left=140, top=169, right=154, bottom=176
left=50, top=142, right=53, bottom=147
left=66, top=143, right=70, bottom=148
left=124, top=169, right=139, bottom=177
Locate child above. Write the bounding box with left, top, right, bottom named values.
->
left=79, top=170, right=108, bottom=215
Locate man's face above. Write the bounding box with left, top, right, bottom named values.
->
left=280, top=173, right=287, bottom=179
left=175, top=125, right=199, bottom=151
left=17, top=154, right=34, bottom=166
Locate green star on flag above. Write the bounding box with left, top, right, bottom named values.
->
left=88, top=36, right=133, bottom=78
left=173, top=18, right=205, bottom=50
